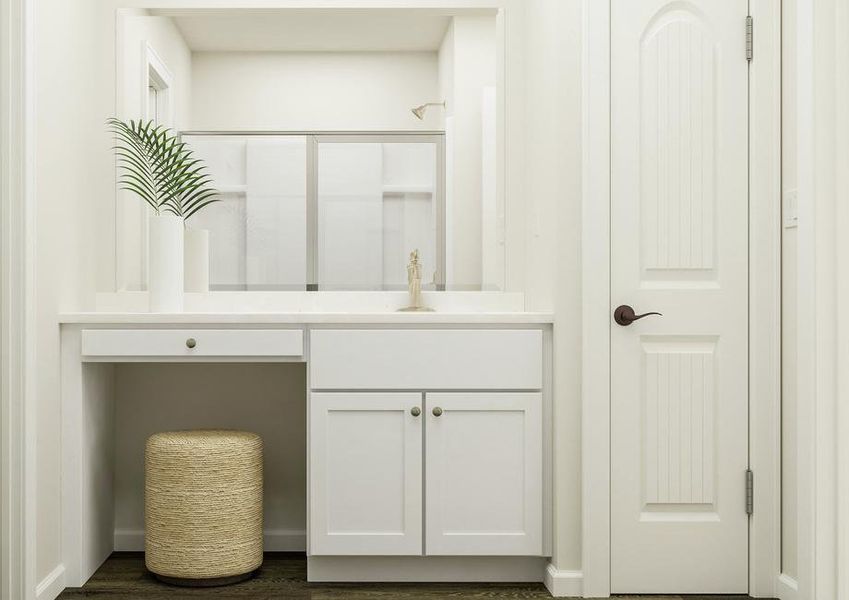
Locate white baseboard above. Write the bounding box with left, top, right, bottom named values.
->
left=308, top=556, right=547, bottom=582
left=113, top=529, right=143, bottom=550
left=543, top=563, right=583, bottom=598
left=776, top=573, right=799, bottom=600
left=36, top=565, right=66, bottom=600
left=264, top=529, right=307, bottom=551
left=114, top=528, right=307, bottom=552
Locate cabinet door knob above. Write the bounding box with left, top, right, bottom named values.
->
left=411, top=406, right=421, bottom=417
left=432, top=406, right=443, bottom=417
left=186, top=338, right=197, bottom=349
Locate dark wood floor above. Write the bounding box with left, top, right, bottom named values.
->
left=58, top=552, right=757, bottom=600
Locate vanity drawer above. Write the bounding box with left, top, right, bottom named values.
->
left=310, top=329, right=542, bottom=390
left=81, top=329, right=304, bottom=359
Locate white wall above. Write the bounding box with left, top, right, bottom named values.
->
left=437, top=23, right=456, bottom=286
left=118, top=15, right=192, bottom=128
left=34, top=0, right=110, bottom=586
left=117, top=14, right=193, bottom=291
left=437, top=21, right=455, bottom=131
left=523, top=0, right=583, bottom=572
left=480, top=86, right=501, bottom=289
left=32, top=1, right=159, bottom=589
left=439, top=16, right=496, bottom=289
left=190, top=51, right=440, bottom=131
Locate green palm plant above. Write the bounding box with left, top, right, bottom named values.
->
left=108, top=118, right=219, bottom=220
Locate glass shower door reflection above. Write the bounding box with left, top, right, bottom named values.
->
left=184, top=135, right=308, bottom=290
left=182, top=133, right=443, bottom=291
left=316, top=139, right=440, bottom=290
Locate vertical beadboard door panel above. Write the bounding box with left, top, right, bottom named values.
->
left=310, top=393, right=423, bottom=556
left=610, top=0, right=749, bottom=593
left=425, top=393, right=542, bottom=556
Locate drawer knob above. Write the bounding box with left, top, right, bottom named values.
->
left=186, top=338, right=197, bottom=349
left=432, top=406, right=443, bottom=417
left=410, top=407, right=421, bottom=417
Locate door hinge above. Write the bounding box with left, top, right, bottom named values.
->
left=746, top=469, right=754, bottom=515
left=746, top=15, right=754, bottom=62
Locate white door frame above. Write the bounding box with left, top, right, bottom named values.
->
left=581, top=1, right=782, bottom=597
left=794, top=0, right=849, bottom=598
left=0, top=0, right=36, bottom=598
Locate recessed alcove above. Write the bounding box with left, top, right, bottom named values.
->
left=109, top=362, right=307, bottom=552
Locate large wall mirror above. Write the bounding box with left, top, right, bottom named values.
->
left=116, top=8, right=504, bottom=291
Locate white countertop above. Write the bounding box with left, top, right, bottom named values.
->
left=58, top=311, right=555, bottom=325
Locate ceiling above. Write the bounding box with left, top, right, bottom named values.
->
left=148, top=9, right=487, bottom=52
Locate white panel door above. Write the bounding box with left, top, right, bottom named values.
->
left=310, top=393, right=423, bottom=555
left=611, top=0, right=749, bottom=593
left=425, top=393, right=542, bottom=555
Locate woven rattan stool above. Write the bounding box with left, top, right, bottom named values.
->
left=144, top=430, right=263, bottom=587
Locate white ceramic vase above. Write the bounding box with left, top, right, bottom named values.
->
left=148, top=214, right=184, bottom=312
left=184, top=227, right=210, bottom=292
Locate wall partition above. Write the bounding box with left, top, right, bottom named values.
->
left=183, top=132, right=445, bottom=291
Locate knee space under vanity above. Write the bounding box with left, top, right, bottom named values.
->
left=99, top=362, right=307, bottom=554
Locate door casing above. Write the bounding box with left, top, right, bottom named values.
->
left=580, top=0, right=782, bottom=597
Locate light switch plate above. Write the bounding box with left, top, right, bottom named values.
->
left=783, top=188, right=798, bottom=229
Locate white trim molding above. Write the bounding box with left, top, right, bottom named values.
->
left=306, top=556, right=547, bottom=583
left=776, top=573, right=799, bottom=600
left=580, top=0, right=611, bottom=596
left=748, top=0, right=783, bottom=597
left=837, top=0, right=849, bottom=595
left=35, top=565, right=65, bottom=600
left=0, top=0, right=36, bottom=598
left=142, top=41, right=174, bottom=127
left=580, top=1, right=782, bottom=597
left=543, top=564, right=583, bottom=598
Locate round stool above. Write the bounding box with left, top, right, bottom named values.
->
left=144, top=430, right=263, bottom=586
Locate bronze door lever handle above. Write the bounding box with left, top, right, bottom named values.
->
left=614, top=305, right=663, bottom=326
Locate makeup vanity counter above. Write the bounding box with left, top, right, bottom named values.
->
left=59, top=311, right=555, bottom=324
left=58, top=311, right=554, bottom=588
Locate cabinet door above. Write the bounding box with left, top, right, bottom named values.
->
left=425, top=393, right=542, bottom=555
left=310, top=392, right=423, bottom=555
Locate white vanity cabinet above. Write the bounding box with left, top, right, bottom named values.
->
left=425, top=392, right=542, bottom=555
left=59, top=317, right=552, bottom=588
left=309, top=392, right=424, bottom=556
left=309, top=329, right=546, bottom=558
left=81, top=328, right=304, bottom=358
